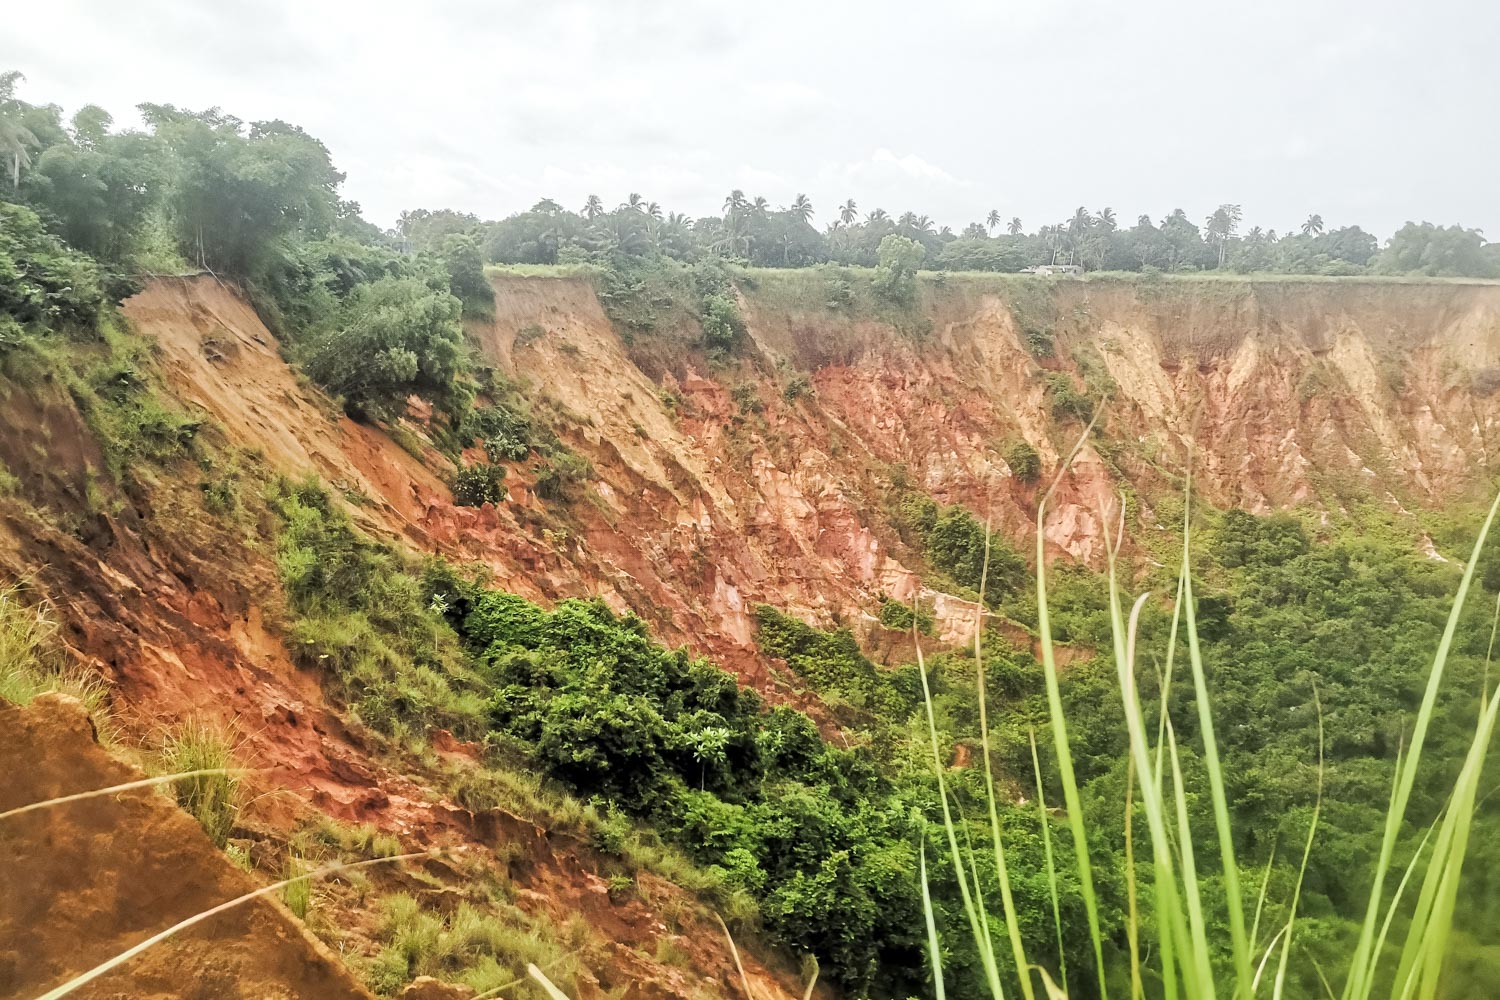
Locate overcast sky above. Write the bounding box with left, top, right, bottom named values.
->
left=6, top=0, right=1498, bottom=238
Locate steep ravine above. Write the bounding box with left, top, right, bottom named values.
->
left=3, top=273, right=1497, bottom=997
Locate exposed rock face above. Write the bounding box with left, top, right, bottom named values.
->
left=126, top=275, right=1500, bottom=673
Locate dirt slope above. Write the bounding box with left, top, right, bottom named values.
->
left=120, top=275, right=1500, bottom=673
left=0, top=693, right=374, bottom=1000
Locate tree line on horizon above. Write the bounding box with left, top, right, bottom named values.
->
left=1, top=69, right=1494, bottom=287
left=409, top=194, right=1497, bottom=280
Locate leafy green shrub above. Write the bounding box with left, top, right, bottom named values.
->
left=872, top=234, right=923, bottom=305
left=302, top=276, right=470, bottom=421
left=783, top=375, right=811, bottom=401
left=730, top=383, right=763, bottom=415
left=533, top=450, right=592, bottom=502
left=924, top=505, right=1028, bottom=603
left=441, top=233, right=493, bottom=318
left=1005, top=440, right=1042, bottom=483
left=701, top=293, right=745, bottom=352
left=1043, top=371, right=1094, bottom=423
left=0, top=202, right=106, bottom=338
left=877, top=598, right=935, bottom=635
left=451, top=462, right=507, bottom=507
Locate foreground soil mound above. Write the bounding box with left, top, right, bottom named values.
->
left=0, top=693, right=373, bottom=1000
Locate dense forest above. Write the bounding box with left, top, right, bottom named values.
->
left=4, top=67, right=1500, bottom=999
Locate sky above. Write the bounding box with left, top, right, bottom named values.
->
left=5, top=0, right=1498, bottom=239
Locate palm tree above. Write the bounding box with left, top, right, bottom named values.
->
left=724, top=189, right=747, bottom=214
left=582, top=194, right=603, bottom=219
left=915, top=215, right=935, bottom=235
left=986, top=209, right=1001, bottom=234
left=750, top=196, right=769, bottom=219
left=839, top=199, right=858, bottom=226
left=0, top=70, right=38, bottom=190
left=790, top=194, right=813, bottom=223
left=1302, top=213, right=1325, bottom=237
left=1008, top=217, right=1023, bottom=236
left=938, top=225, right=954, bottom=240
left=1068, top=206, right=1092, bottom=239
left=646, top=201, right=663, bottom=221
left=867, top=208, right=889, bottom=224
left=1097, top=207, right=1117, bottom=233
left=897, top=211, right=918, bottom=229
left=625, top=193, right=644, bottom=212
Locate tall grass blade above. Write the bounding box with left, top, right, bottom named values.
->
left=1035, top=415, right=1110, bottom=999
left=1029, top=727, right=1068, bottom=995
left=527, top=964, right=574, bottom=1000
left=1178, top=485, right=1253, bottom=999
left=1165, top=720, right=1215, bottom=997
left=1271, top=685, right=1325, bottom=1000
left=1388, top=683, right=1500, bottom=1000
left=1343, top=489, right=1500, bottom=999
left=915, top=622, right=1005, bottom=997
left=1124, top=755, right=1143, bottom=1000
left=921, top=840, right=949, bottom=1000
left=974, top=510, right=1036, bottom=1000
left=802, top=956, right=820, bottom=1000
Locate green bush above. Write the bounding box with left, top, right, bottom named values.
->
left=701, top=293, right=745, bottom=352
left=1005, top=440, right=1042, bottom=483
left=877, top=598, right=934, bottom=635
left=1043, top=370, right=1095, bottom=423
left=451, top=462, right=507, bottom=507
left=0, top=201, right=106, bottom=337
left=872, top=234, right=923, bottom=306
left=302, top=276, right=470, bottom=421
left=533, top=450, right=592, bottom=502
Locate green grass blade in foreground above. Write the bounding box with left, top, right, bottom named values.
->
left=1165, top=720, right=1215, bottom=995
left=1104, top=511, right=1192, bottom=997
left=915, top=624, right=1005, bottom=997
left=1343, top=489, right=1500, bottom=999
left=974, top=512, right=1036, bottom=1000
left=1034, top=415, right=1111, bottom=998
left=1271, top=685, right=1325, bottom=1000
left=1179, top=490, right=1254, bottom=998
left=1029, top=728, right=1068, bottom=996
left=921, top=840, right=949, bottom=1000
left=1388, top=685, right=1500, bottom=1000
left=1123, top=756, right=1143, bottom=1000
left=34, top=852, right=432, bottom=1000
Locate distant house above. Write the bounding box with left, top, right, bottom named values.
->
left=1032, top=264, right=1083, bottom=277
